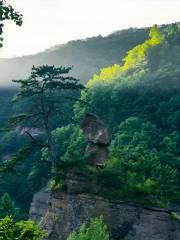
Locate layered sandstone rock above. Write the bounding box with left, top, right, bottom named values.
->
left=29, top=192, right=180, bottom=240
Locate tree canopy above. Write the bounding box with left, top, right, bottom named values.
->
left=8, top=65, right=83, bottom=170
left=0, top=0, right=22, bottom=47
left=0, top=216, right=47, bottom=240
left=0, top=23, right=180, bottom=219
left=67, top=217, right=110, bottom=240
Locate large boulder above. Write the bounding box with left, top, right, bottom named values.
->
left=81, top=113, right=111, bottom=146
left=81, top=113, right=111, bottom=167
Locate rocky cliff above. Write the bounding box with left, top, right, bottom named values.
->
left=29, top=191, right=180, bottom=240
left=29, top=114, right=180, bottom=240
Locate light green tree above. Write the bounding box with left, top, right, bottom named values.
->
left=67, top=216, right=110, bottom=240
left=0, top=216, right=47, bottom=240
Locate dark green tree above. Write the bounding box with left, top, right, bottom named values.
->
left=9, top=65, right=83, bottom=171
left=0, top=193, right=19, bottom=219
left=101, top=117, right=179, bottom=207
left=0, top=0, right=22, bottom=47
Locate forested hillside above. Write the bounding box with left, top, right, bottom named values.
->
left=0, top=28, right=149, bottom=85
left=0, top=23, right=180, bottom=222
left=73, top=24, right=180, bottom=207
left=0, top=26, right=149, bottom=216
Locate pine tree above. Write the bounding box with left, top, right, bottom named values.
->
left=67, top=216, right=110, bottom=240
left=9, top=65, right=83, bottom=171
left=0, top=193, right=19, bottom=219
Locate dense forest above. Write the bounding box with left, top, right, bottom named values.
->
left=73, top=24, right=180, bottom=207
left=0, top=25, right=151, bottom=217
left=0, top=18, right=180, bottom=239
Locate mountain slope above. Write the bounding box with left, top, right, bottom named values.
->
left=0, top=28, right=148, bottom=86
left=0, top=23, right=180, bottom=219
left=72, top=23, right=180, bottom=207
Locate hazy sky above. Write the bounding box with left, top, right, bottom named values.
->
left=1, top=0, right=180, bottom=58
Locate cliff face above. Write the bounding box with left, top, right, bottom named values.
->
left=29, top=115, right=180, bottom=240
left=29, top=191, right=180, bottom=240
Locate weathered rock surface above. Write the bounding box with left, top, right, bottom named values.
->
left=81, top=113, right=111, bottom=166
left=29, top=192, right=49, bottom=222
left=15, top=125, right=43, bottom=137
left=65, top=173, right=102, bottom=194
left=29, top=191, right=180, bottom=240
left=81, top=113, right=111, bottom=146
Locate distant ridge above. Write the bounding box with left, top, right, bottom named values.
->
left=0, top=27, right=149, bottom=86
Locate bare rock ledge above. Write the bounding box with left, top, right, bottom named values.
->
left=29, top=191, right=180, bottom=240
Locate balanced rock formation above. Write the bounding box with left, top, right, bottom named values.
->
left=81, top=113, right=111, bottom=167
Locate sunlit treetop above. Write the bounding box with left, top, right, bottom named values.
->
left=0, top=0, right=23, bottom=47
left=86, top=25, right=164, bottom=88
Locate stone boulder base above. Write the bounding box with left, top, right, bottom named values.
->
left=81, top=113, right=111, bottom=166
left=29, top=192, right=180, bottom=240
left=81, top=113, right=111, bottom=146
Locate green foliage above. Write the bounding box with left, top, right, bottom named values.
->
left=1, top=23, right=180, bottom=215
left=86, top=25, right=164, bottom=88
left=67, top=216, right=109, bottom=240
left=0, top=149, right=49, bottom=218
left=52, top=124, right=86, bottom=162
left=0, top=216, right=47, bottom=240
left=42, top=124, right=87, bottom=182
left=0, top=27, right=149, bottom=86
left=0, top=0, right=22, bottom=47
left=122, top=25, right=163, bottom=72
left=0, top=193, right=19, bottom=219
left=10, top=65, right=83, bottom=168
left=164, top=23, right=180, bottom=45
left=102, top=117, right=179, bottom=207
left=15, top=220, right=47, bottom=240
left=0, top=65, right=83, bottom=215
left=0, top=144, right=34, bottom=174
left=74, top=24, right=180, bottom=207
left=0, top=216, right=14, bottom=240
left=10, top=65, right=83, bottom=132
left=170, top=212, right=180, bottom=221
left=0, top=89, right=16, bottom=126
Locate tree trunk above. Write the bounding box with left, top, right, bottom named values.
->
left=44, top=117, right=57, bottom=171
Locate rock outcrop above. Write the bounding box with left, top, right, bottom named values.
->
left=29, top=192, right=180, bottom=240
left=29, top=192, right=49, bottom=222
left=29, top=115, right=180, bottom=239
left=81, top=113, right=111, bottom=167
left=15, top=125, right=43, bottom=137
